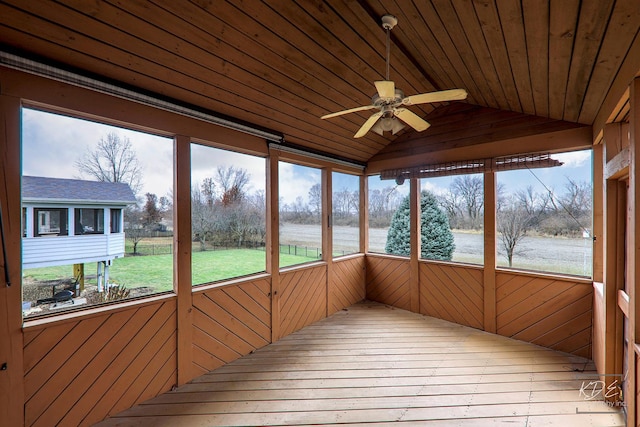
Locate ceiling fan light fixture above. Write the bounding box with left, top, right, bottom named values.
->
left=371, top=116, right=405, bottom=136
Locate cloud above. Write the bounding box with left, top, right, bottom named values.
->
left=552, top=150, right=591, bottom=168
left=22, top=108, right=173, bottom=197
left=278, top=162, right=320, bottom=204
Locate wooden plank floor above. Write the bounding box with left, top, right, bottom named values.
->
left=96, top=301, right=624, bottom=426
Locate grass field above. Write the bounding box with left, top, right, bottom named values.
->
left=23, top=248, right=319, bottom=300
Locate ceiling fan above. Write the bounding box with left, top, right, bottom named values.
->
left=321, top=14, right=468, bottom=138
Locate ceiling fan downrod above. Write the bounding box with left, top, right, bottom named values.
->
left=381, top=14, right=397, bottom=81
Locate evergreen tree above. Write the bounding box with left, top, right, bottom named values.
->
left=385, top=191, right=455, bottom=260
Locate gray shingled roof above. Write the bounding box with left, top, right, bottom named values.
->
left=22, top=176, right=137, bottom=205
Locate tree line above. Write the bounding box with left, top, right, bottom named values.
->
left=76, top=132, right=592, bottom=265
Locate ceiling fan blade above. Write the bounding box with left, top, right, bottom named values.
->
left=394, top=108, right=430, bottom=132
left=321, top=105, right=376, bottom=119
left=354, top=111, right=383, bottom=138
left=402, top=88, right=468, bottom=105
left=374, top=80, right=395, bottom=98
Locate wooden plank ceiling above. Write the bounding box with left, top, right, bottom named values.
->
left=0, top=0, right=638, bottom=164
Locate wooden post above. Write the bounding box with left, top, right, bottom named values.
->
left=360, top=175, right=368, bottom=254
left=0, top=93, right=25, bottom=426
left=73, top=263, right=85, bottom=294
left=174, top=135, right=193, bottom=385
left=627, top=76, right=640, bottom=427
left=267, top=151, right=280, bottom=342
left=592, top=143, right=604, bottom=283
left=323, top=169, right=334, bottom=316
left=483, top=169, right=497, bottom=333
left=409, top=178, right=420, bottom=313
left=602, top=123, right=625, bottom=399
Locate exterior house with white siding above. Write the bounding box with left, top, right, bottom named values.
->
left=21, top=176, right=136, bottom=290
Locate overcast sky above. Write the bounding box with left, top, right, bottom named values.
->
left=22, top=107, right=591, bottom=205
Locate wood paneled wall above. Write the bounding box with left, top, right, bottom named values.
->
left=365, top=256, right=593, bottom=358
left=420, top=263, right=483, bottom=330
left=365, top=255, right=411, bottom=311
left=496, top=271, right=592, bottom=358
left=23, top=297, right=177, bottom=427
left=279, top=265, right=328, bottom=337
left=329, top=255, right=366, bottom=315
left=191, top=278, right=272, bottom=378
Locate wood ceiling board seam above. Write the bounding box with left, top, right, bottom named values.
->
left=83, top=0, right=366, bottom=138
left=255, top=0, right=389, bottom=106
left=143, top=0, right=372, bottom=125
left=386, top=0, right=462, bottom=93
left=450, top=0, right=511, bottom=111
left=412, top=0, right=491, bottom=107
left=0, top=3, right=288, bottom=124
left=472, top=0, right=523, bottom=113
left=495, top=0, right=536, bottom=116
left=577, top=0, right=640, bottom=125
left=358, top=0, right=457, bottom=94
left=352, top=0, right=453, bottom=94
left=522, top=0, right=550, bottom=118
left=562, top=0, right=616, bottom=123
left=548, top=0, right=580, bottom=120
left=431, top=0, right=501, bottom=109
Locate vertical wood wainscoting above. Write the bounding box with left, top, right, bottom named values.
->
left=329, top=255, right=366, bottom=316
left=191, top=277, right=272, bottom=378
left=23, top=297, right=177, bottom=427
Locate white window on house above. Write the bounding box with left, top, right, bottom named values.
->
left=34, top=208, right=68, bottom=236
left=110, top=209, right=122, bottom=233
left=75, top=208, right=104, bottom=234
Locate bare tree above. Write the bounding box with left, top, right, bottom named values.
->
left=216, top=166, right=250, bottom=205
left=191, top=183, right=218, bottom=251
left=450, top=175, right=484, bottom=229
left=497, top=197, right=534, bottom=267
left=75, top=132, right=143, bottom=195
left=308, top=183, right=322, bottom=218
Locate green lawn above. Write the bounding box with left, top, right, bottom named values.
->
left=23, top=249, right=321, bottom=294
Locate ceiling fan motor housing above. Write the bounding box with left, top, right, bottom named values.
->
left=381, top=14, right=398, bottom=30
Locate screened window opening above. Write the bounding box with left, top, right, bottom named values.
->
left=279, top=162, right=322, bottom=267
left=420, top=174, right=484, bottom=264
left=190, top=143, right=266, bottom=286
left=332, top=172, right=360, bottom=257
left=75, top=208, right=104, bottom=234
left=367, top=175, right=408, bottom=255
left=34, top=208, right=68, bottom=237
left=21, top=107, right=173, bottom=318
left=496, top=150, right=593, bottom=277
